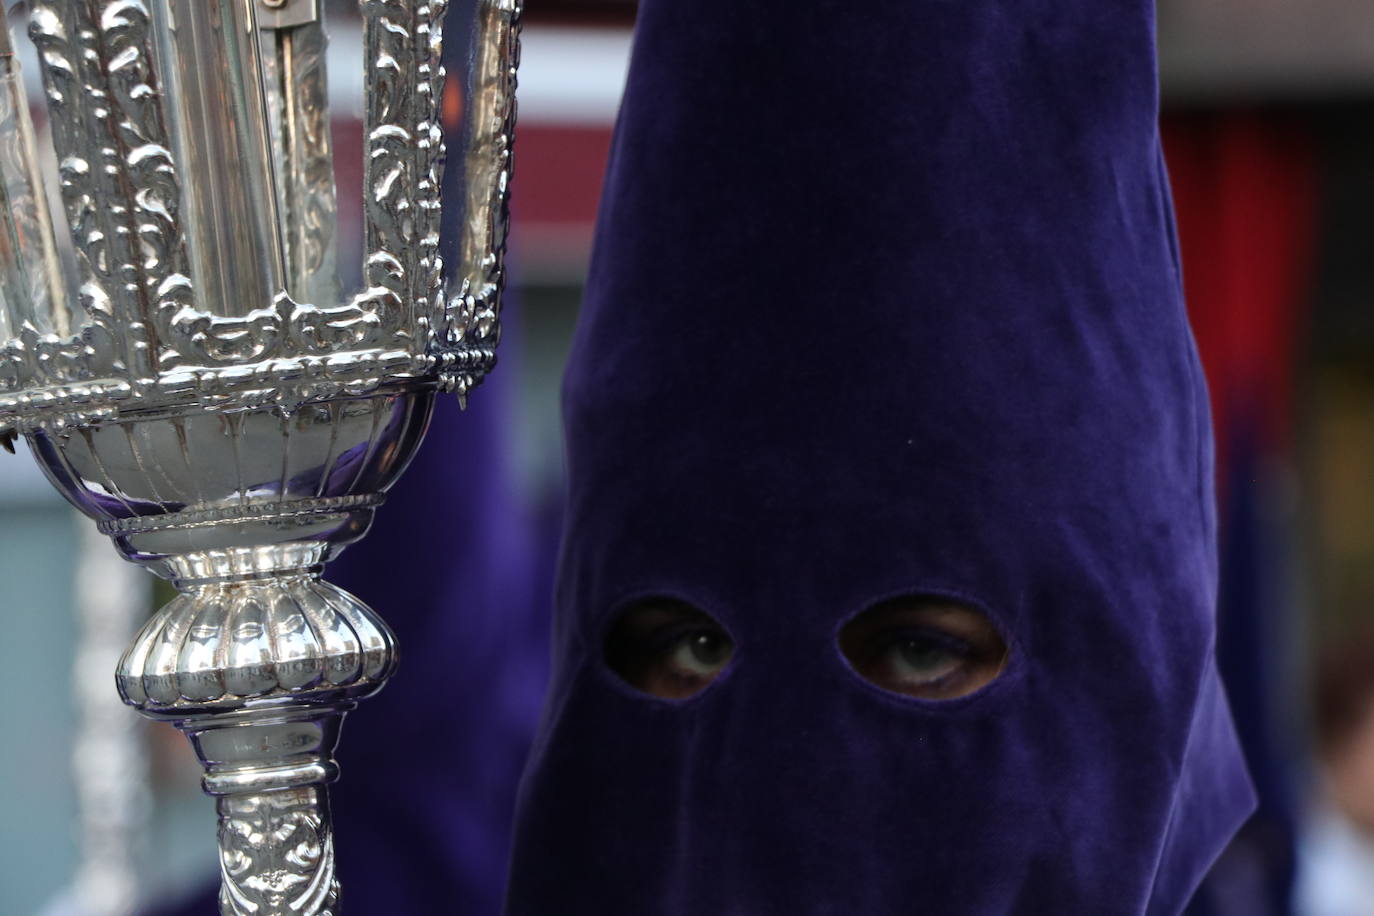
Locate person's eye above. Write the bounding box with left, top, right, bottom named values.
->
left=838, top=597, right=1008, bottom=700
left=666, top=629, right=734, bottom=677
left=881, top=631, right=969, bottom=686
left=604, top=600, right=735, bottom=700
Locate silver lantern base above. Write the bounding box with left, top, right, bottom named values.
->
left=27, top=391, right=432, bottom=913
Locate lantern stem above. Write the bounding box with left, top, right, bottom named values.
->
left=182, top=709, right=347, bottom=916
left=114, top=541, right=401, bottom=916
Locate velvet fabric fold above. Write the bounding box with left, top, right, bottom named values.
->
left=506, top=1, right=1255, bottom=913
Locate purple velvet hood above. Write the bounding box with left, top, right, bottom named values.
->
left=506, top=1, right=1255, bottom=913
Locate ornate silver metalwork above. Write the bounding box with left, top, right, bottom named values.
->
left=0, top=0, right=521, bottom=424
left=0, top=0, right=522, bottom=912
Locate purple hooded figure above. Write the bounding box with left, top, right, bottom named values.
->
left=504, top=1, right=1256, bottom=913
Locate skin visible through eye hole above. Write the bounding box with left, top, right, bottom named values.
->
left=603, top=601, right=735, bottom=700
left=838, top=598, right=1009, bottom=700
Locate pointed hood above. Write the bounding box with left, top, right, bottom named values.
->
left=508, top=2, right=1255, bottom=912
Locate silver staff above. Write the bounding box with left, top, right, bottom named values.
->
left=0, top=0, right=521, bottom=912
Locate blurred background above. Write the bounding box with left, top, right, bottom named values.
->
left=3, top=0, right=1374, bottom=913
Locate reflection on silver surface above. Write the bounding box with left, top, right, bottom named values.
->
left=0, top=0, right=522, bottom=911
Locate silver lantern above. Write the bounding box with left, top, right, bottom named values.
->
left=0, top=0, right=521, bottom=911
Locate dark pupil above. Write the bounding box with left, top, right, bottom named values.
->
left=688, top=632, right=729, bottom=667
left=898, top=638, right=949, bottom=670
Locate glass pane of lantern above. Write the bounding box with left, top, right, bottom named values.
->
left=437, top=0, right=515, bottom=354
left=257, top=6, right=342, bottom=309
left=143, top=0, right=462, bottom=324
left=150, top=0, right=286, bottom=320
left=0, top=11, right=65, bottom=342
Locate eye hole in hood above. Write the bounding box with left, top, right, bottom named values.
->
left=604, top=599, right=736, bottom=700
left=838, top=596, right=1009, bottom=701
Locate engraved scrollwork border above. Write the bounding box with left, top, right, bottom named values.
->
left=35, top=0, right=188, bottom=384
left=1, top=346, right=433, bottom=434
left=361, top=0, right=437, bottom=344
left=4, top=1, right=156, bottom=401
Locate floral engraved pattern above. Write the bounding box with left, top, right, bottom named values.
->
left=361, top=0, right=443, bottom=340
left=33, top=0, right=191, bottom=382
left=218, top=789, right=338, bottom=916
left=2, top=0, right=153, bottom=399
